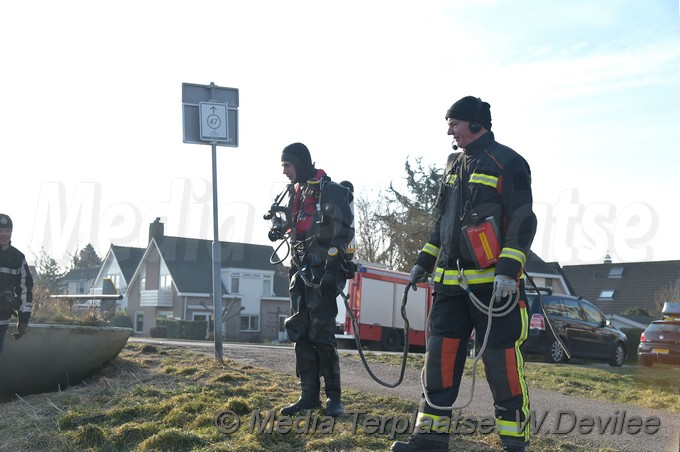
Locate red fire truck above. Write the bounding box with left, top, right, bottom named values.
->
left=335, top=263, right=433, bottom=351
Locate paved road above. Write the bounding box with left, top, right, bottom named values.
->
left=131, top=338, right=680, bottom=452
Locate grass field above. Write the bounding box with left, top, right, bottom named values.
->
left=0, top=343, right=677, bottom=451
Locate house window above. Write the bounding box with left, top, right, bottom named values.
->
left=76, top=281, right=86, bottom=294
left=241, top=314, right=260, bottom=332
left=135, top=312, right=144, bottom=333
left=608, top=267, right=624, bottom=278
left=262, top=275, right=272, bottom=296
left=160, top=274, right=172, bottom=291
left=157, top=311, right=174, bottom=319
left=231, top=276, right=240, bottom=294
left=193, top=313, right=211, bottom=323
left=598, top=290, right=615, bottom=300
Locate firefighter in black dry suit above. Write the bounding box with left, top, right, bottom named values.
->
left=276, top=142, right=354, bottom=418
left=0, top=213, right=33, bottom=358
left=392, top=97, right=537, bottom=452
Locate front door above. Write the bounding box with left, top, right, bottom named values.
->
left=278, top=314, right=288, bottom=342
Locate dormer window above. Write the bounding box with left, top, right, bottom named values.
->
left=599, top=290, right=615, bottom=300
left=608, top=267, right=624, bottom=278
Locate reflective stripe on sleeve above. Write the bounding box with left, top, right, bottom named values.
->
left=421, top=243, right=440, bottom=258
left=499, top=247, right=527, bottom=266
left=469, top=172, right=499, bottom=189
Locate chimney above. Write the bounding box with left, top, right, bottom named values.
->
left=603, top=252, right=612, bottom=264
left=149, top=217, right=164, bottom=243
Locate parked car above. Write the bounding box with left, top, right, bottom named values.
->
left=521, top=289, right=628, bottom=366
left=637, top=320, right=680, bottom=367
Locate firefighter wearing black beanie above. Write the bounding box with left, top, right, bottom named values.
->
left=281, top=142, right=315, bottom=183
left=274, top=142, right=355, bottom=419
left=445, top=95, right=493, bottom=131
left=394, top=96, right=536, bottom=452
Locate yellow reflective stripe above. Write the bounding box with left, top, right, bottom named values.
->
left=434, top=267, right=526, bottom=285
left=446, top=174, right=457, bottom=184
left=497, top=419, right=526, bottom=438
left=433, top=267, right=496, bottom=285
left=518, top=301, right=529, bottom=343
left=498, top=306, right=531, bottom=442
left=469, top=172, right=498, bottom=189
left=421, top=243, right=440, bottom=258
left=415, top=412, right=450, bottom=433
left=499, top=247, right=527, bottom=266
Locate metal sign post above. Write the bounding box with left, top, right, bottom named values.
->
left=210, top=139, right=223, bottom=363
left=182, top=82, right=239, bottom=363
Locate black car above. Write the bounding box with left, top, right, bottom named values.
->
left=521, top=289, right=628, bottom=366
left=638, top=320, right=680, bottom=367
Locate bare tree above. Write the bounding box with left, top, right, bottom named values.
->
left=354, top=194, right=398, bottom=267
left=653, top=280, right=680, bottom=319
left=353, top=157, right=444, bottom=272
left=199, top=296, right=242, bottom=322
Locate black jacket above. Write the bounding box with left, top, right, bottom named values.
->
left=416, top=132, right=536, bottom=287
left=0, top=244, right=33, bottom=323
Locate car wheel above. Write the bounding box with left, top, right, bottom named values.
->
left=608, top=342, right=626, bottom=367
left=638, top=356, right=653, bottom=367
left=543, top=339, right=565, bottom=363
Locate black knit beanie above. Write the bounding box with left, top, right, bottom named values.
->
left=0, top=213, right=12, bottom=229
left=445, top=96, right=492, bottom=131
left=281, top=142, right=315, bottom=182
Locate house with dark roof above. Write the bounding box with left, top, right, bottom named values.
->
left=561, top=259, right=680, bottom=317
left=92, top=245, right=146, bottom=311
left=524, top=251, right=571, bottom=294
left=61, top=267, right=100, bottom=295
left=124, top=220, right=289, bottom=341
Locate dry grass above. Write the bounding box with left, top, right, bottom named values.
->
left=0, top=343, right=622, bottom=451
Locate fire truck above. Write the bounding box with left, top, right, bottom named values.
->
left=335, top=263, right=433, bottom=351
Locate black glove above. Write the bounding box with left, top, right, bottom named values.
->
left=409, top=264, right=429, bottom=290
left=0, top=289, right=12, bottom=309
left=12, top=322, right=28, bottom=340
left=319, top=272, right=338, bottom=299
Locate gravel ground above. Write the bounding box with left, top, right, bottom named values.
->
left=131, top=338, right=680, bottom=452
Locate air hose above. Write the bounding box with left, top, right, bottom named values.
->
left=338, top=284, right=413, bottom=388
left=523, top=272, right=571, bottom=361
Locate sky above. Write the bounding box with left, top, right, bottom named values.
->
left=2, top=0, right=679, bottom=269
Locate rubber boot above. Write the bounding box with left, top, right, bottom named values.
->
left=281, top=342, right=321, bottom=415
left=316, top=343, right=344, bottom=417
left=390, top=434, right=450, bottom=451
left=280, top=379, right=321, bottom=415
